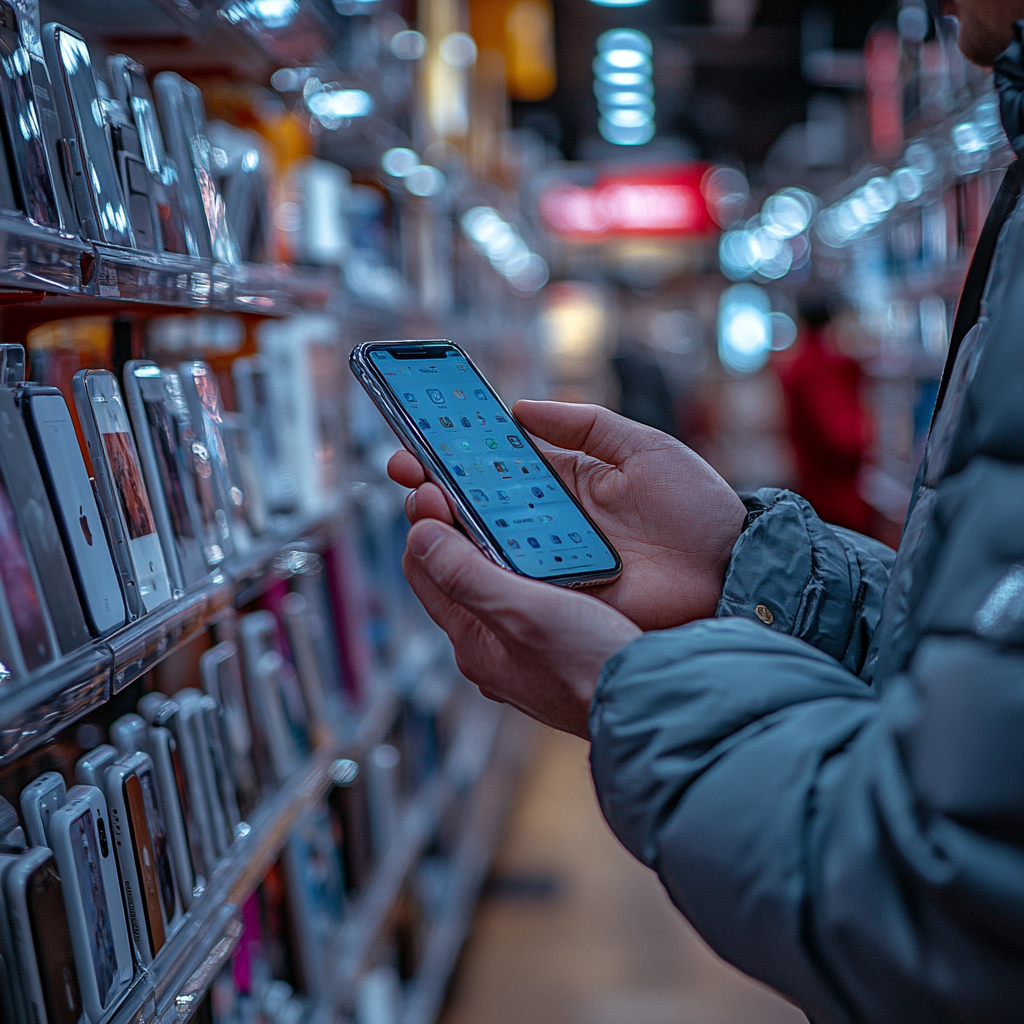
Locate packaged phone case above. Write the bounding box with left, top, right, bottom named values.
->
left=153, top=72, right=239, bottom=264
left=205, top=121, right=270, bottom=263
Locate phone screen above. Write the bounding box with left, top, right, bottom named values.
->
left=0, top=475, right=52, bottom=670
left=138, top=764, right=176, bottom=922
left=125, top=773, right=166, bottom=953
left=68, top=809, right=116, bottom=1006
left=369, top=346, right=619, bottom=582
left=27, top=857, right=82, bottom=1024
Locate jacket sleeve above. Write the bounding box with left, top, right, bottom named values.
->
left=716, top=488, right=895, bottom=676
left=589, top=618, right=1024, bottom=1024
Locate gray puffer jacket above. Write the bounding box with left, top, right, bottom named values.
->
left=589, top=38, right=1024, bottom=1024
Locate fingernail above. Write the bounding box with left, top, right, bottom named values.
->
left=408, top=521, right=445, bottom=558
left=408, top=490, right=417, bottom=517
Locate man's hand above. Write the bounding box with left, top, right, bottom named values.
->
left=403, top=519, right=641, bottom=738
left=389, top=401, right=746, bottom=630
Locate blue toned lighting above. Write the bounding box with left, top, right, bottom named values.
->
left=594, top=29, right=654, bottom=146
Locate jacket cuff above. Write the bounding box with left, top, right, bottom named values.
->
left=716, top=488, right=895, bottom=676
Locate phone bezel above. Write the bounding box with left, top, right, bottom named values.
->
left=351, top=339, right=623, bottom=589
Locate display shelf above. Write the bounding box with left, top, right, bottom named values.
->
left=0, top=509, right=340, bottom=766
left=0, top=216, right=334, bottom=314
left=399, top=709, right=535, bottom=1024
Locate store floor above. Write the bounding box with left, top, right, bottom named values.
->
left=440, top=728, right=809, bottom=1024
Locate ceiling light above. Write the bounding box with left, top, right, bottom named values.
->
left=305, top=88, right=373, bottom=120
left=381, top=147, right=419, bottom=177
left=405, top=165, right=445, bottom=197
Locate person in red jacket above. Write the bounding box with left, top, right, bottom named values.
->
left=778, top=296, right=875, bottom=534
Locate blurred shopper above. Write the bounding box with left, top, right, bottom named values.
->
left=387, top=3, right=1024, bottom=1022
left=611, top=348, right=677, bottom=438
left=779, top=296, right=874, bottom=534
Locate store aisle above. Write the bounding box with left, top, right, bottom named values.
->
left=440, top=729, right=809, bottom=1024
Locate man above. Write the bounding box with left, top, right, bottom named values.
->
left=387, top=2, right=1024, bottom=1020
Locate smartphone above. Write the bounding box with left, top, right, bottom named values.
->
left=103, top=754, right=166, bottom=963
left=123, top=361, right=209, bottom=590
left=48, top=786, right=133, bottom=1024
left=2, top=848, right=82, bottom=1024
left=109, top=713, right=148, bottom=756
left=0, top=344, right=24, bottom=387
left=16, top=384, right=127, bottom=637
left=281, top=592, right=334, bottom=744
left=73, top=369, right=172, bottom=617
left=350, top=341, right=623, bottom=587
left=40, top=25, right=133, bottom=247
left=137, top=693, right=205, bottom=906
left=221, top=412, right=268, bottom=538
left=152, top=72, right=239, bottom=264
left=0, top=387, right=90, bottom=655
left=75, top=745, right=117, bottom=789
left=19, top=772, right=64, bottom=848
left=172, top=688, right=226, bottom=864
left=199, top=642, right=258, bottom=818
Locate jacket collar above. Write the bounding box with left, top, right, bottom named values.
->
left=994, top=22, right=1024, bottom=158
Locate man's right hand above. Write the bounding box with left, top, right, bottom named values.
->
left=388, top=401, right=746, bottom=632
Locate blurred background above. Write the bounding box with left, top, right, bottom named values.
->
left=2, top=0, right=1011, bottom=1022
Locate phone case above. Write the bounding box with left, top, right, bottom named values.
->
left=0, top=344, right=24, bottom=387
left=41, top=24, right=133, bottom=247
left=106, top=98, right=161, bottom=252
left=107, top=55, right=193, bottom=256
left=0, top=2, right=60, bottom=227
left=123, top=361, right=210, bottom=590
left=133, top=747, right=179, bottom=931
left=205, top=120, right=268, bottom=262
left=2, top=847, right=82, bottom=1024
left=19, top=771, right=64, bottom=848
left=137, top=693, right=205, bottom=908
left=109, top=713, right=148, bottom=756
left=281, top=592, right=335, bottom=745
left=172, top=688, right=226, bottom=865
left=74, top=745, right=117, bottom=789
left=103, top=754, right=166, bottom=963
left=73, top=369, right=172, bottom=617
left=0, top=387, right=89, bottom=655
left=0, top=854, right=28, bottom=1024
left=221, top=412, right=268, bottom=537
left=48, top=786, right=133, bottom=1023
left=153, top=72, right=239, bottom=263
left=16, top=384, right=127, bottom=637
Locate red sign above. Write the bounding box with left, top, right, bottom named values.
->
left=539, top=164, right=717, bottom=240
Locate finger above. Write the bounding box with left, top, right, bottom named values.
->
left=406, top=482, right=454, bottom=526
left=387, top=449, right=426, bottom=488
left=512, top=400, right=674, bottom=466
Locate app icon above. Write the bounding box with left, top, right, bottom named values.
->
left=404, top=392, right=417, bottom=403
left=474, top=389, right=488, bottom=401
left=486, top=438, right=498, bottom=449
left=418, top=418, right=432, bottom=430
left=427, top=389, right=445, bottom=404
left=519, top=464, right=530, bottom=474
left=440, top=443, right=452, bottom=455
left=539, top=515, right=553, bottom=523
left=554, top=556, right=564, bottom=563
left=439, top=416, right=454, bottom=428
left=461, top=440, right=471, bottom=449
left=527, top=537, right=541, bottom=549
left=531, top=487, right=545, bottom=499
left=507, top=435, right=524, bottom=448
left=453, top=389, right=467, bottom=400
left=495, top=518, right=509, bottom=528
left=550, top=534, right=563, bottom=545
left=568, top=532, right=583, bottom=543
left=507, top=538, right=521, bottom=550
left=494, top=413, right=507, bottom=423
left=456, top=363, right=468, bottom=373
left=476, top=411, right=487, bottom=425
left=496, top=490, right=510, bottom=501
left=470, top=489, right=488, bottom=502
left=493, top=461, right=508, bottom=473
left=452, top=464, right=466, bottom=477
left=460, top=416, right=472, bottom=428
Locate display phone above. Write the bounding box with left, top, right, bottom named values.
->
left=171, top=689, right=227, bottom=864
left=73, top=369, right=172, bottom=617
left=1, top=847, right=82, bottom=1024
left=221, top=412, right=268, bottom=537
left=74, top=745, right=117, bottom=789
left=48, top=786, right=133, bottom=1023
left=199, top=642, right=258, bottom=817
left=0, top=387, right=89, bottom=654
left=281, top=591, right=335, bottom=746
left=0, top=344, right=24, bottom=387
left=0, top=2, right=60, bottom=227
left=19, top=772, right=65, bottom=847
left=123, top=361, right=209, bottom=590
left=205, top=120, right=267, bottom=263
left=109, top=713, right=148, bottom=756
left=107, top=55, right=192, bottom=256
left=350, top=341, right=623, bottom=588
left=16, top=384, right=127, bottom=637
left=137, top=693, right=205, bottom=907
left=40, top=25, right=133, bottom=247
left=232, top=355, right=297, bottom=513
left=328, top=763, right=373, bottom=894
left=152, top=72, right=239, bottom=264
left=102, top=754, right=166, bottom=963
left=177, top=360, right=249, bottom=554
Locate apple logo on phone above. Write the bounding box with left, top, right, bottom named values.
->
left=79, top=505, right=94, bottom=546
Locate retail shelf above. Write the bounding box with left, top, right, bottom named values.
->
left=332, top=698, right=506, bottom=1012
left=0, top=509, right=341, bottom=766
left=0, top=215, right=334, bottom=314
left=399, top=710, right=535, bottom=1024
